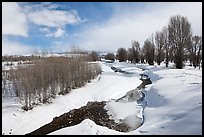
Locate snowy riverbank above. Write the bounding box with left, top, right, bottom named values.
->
left=2, top=62, right=202, bottom=135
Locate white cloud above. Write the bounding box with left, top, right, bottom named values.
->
left=2, top=39, right=34, bottom=55
left=53, top=28, right=65, bottom=38
left=25, top=3, right=82, bottom=38
left=2, top=2, right=83, bottom=55
left=28, top=9, right=81, bottom=27
left=2, top=2, right=28, bottom=37
left=46, top=27, right=65, bottom=38
left=39, top=27, right=50, bottom=33
left=79, top=2, right=202, bottom=52
left=73, top=33, right=81, bottom=37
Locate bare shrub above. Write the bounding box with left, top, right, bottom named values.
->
left=10, top=56, right=101, bottom=110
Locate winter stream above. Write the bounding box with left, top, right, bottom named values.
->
left=27, top=64, right=152, bottom=135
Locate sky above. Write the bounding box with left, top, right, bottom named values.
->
left=2, top=2, right=202, bottom=55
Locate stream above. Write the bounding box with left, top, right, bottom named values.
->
left=26, top=64, right=152, bottom=135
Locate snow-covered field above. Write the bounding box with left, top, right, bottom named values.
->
left=2, top=61, right=202, bottom=135
left=131, top=65, right=202, bottom=135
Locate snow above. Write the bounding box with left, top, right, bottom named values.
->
left=2, top=62, right=142, bottom=135
left=131, top=64, right=202, bottom=135
left=2, top=61, right=202, bottom=135
left=2, top=61, right=19, bottom=70
left=104, top=101, right=141, bottom=122
left=50, top=119, right=130, bottom=135
left=2, top=61, right=34, bottom=71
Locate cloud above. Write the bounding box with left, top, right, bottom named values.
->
left=46, top=27, right=65, bottom=38
left=24, top=3, right=82, bottom=38
left=2, top=39, right=34, bottom=55
left=39, top=27, right=50, bottom=33
left=2, top=2, right=28, bottom=37
left=78, top=2, right=202, bottom=52
left=28, top=9, right=81, bottom=27
left=40, top=27, right=66, bottom=38
left=2, top=2, right=201, bottom=55
left=53, top=28, right=65, bottom=38
left=2, top=2, right=82, bottom=56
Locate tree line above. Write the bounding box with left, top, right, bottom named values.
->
left=105, top=15, right=202, bottom=69
left=2, top=55, right=101, bottom=111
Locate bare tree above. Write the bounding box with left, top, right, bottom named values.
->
left=197, top=37, right=202, bottom=69
left=155, top=31, right=165, bottom=65
left=70, top=44, right=81, bottom=54
left=160, top=26, right=171, bottom=67
left=168, top=15, right=192, bottom=69
left=41, top=48, right=49, bottom=57
left=150, top=33, right=155, bottom=63
left=127, top=48, right=133, bottom=63
left=89, top=51, right=99, bottom=61
left=143, top=39, right=155, bottom=65
left=186, top=35, right=202, bottom=68
left=131, top=41, right=140, bottom=63
left=105, top=53, right=115, bottom=61
left=116, top=48, right=127, bottom=62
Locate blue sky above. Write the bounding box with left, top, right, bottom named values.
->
left=2, top=2, right=202, bottom=55
left=4, top=2, right=114, bottom=47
